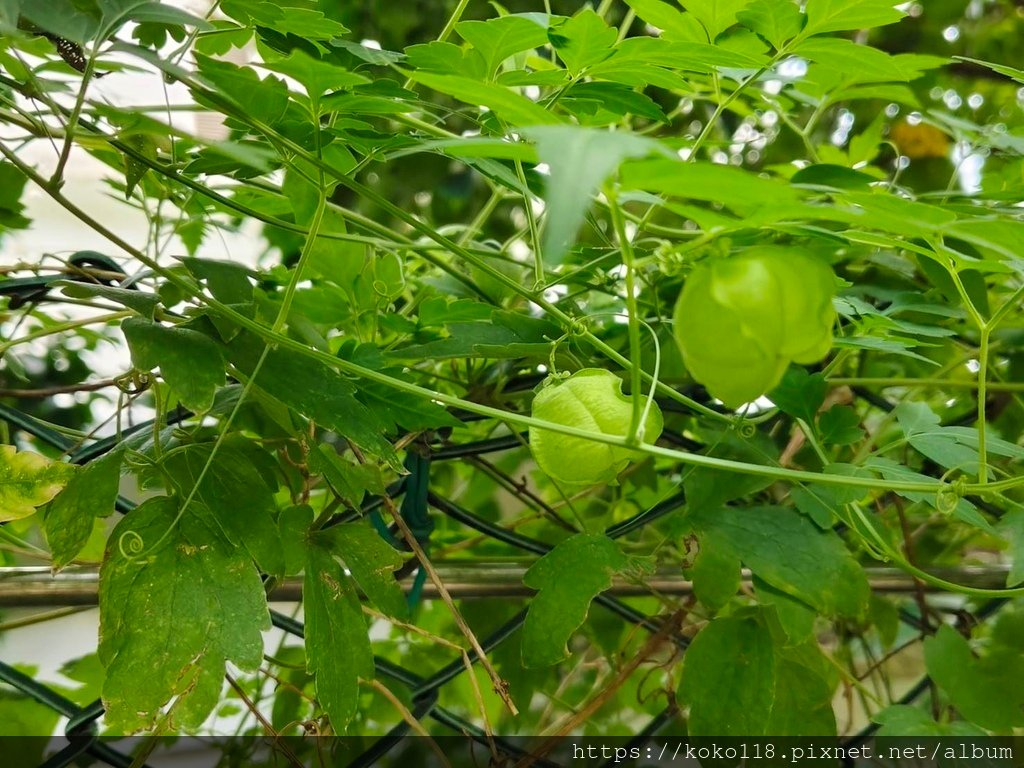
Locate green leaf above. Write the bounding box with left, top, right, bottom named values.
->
left=404, top=41, right=486, bottom=80
left=794, top=38, right=934, bottom=84
left=225, top=333, right=399, bottom=469
left=406, top=71, right=561, bottom=126
left=623, top=0, right=706, bottom=42
left=455, top=15, right=549, bottom=79
left=680, top=613, right=775, bottom=735
left=0, top=446, right=75, bottom=523
left=123, top=317, right=225, bottom=413
left=736, top=0, right=804, bottom=50
left=0, top=161, right=29, bottom=231
left=57, top=282, right=160, bottom=318
left=279, top=504, right=312, bottom=577
left=683, top=429, right=777, bottom=510
left=620, top=158, right=802, bottom=213
left=690, top=532, right=741, bottom=610
left=768, top=368, right=826, bottom=425
left=997, top=511, right=1024, bottom=587
left=317, top=523, right=408, bottom=619
left=547, top=10, right=617, bottom=74
left=162, top=441, right=285, bottom=577
left=802, top=0, right=906, bottom=36
left=818, top=405, right=863, bottom=446
left=304, top=542, right=374, bottom=732
left=45, top=450, right=122, bottom=570
left=194, top=53, right=291, bottom=127
left=873, top=705, right=988, bottom=737
left=258, top=50, right=369, bottom=100
left=19, top=0, right=101, bottom=43
left=522, top=534, right=635, bottom=667
left=756, top=577, right=817, bottom=645
left=222, top=1, right=348, bottom=39
left=527, top=126, right=656, bottom=266
left=307, top=444, right=385, bottom=508
left=99, top=496, right=270, bottom=732
left=955, top=56, right=1024, bottom=85
left=893, top=401, right=1022, bottom=474
left=389, top=309, right=561, bottom=360
left=123, top=3, right=212, bottom=32
left=924, top=616, right=1024, bottom=732
left=767, top=642, right=837, bottom=735
left=688, top=505, right=870, bottom=618
left=679, top=0, right=752, bottom=41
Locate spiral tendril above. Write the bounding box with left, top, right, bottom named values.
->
left=118, top=529, right=145, bottom=560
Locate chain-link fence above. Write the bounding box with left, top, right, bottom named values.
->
left=0, top=388, right=1012, bottom=767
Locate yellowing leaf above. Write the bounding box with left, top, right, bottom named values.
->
left=0, top=445, right=75, bottom=523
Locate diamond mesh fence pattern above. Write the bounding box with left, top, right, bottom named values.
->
left=0, top=389, right=1010, bottom=767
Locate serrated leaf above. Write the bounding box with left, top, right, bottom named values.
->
left=818, top=405, right=863, bottom=446
left=736, top=0, right=804, bottom=49
left=955, top=56, right=1024, bottom=85
left=527, top=126, right=656, bottom=266
left=620, top=158, right=801, bottom=213
left=318, top=523, right=407, bottom=619
left=803, top=0, right=905, bottom=36
left=307, top=444, right=385, bottom=508
left=162, top=442, right=285, bottom=577
left=455, top=15, right=548, bottom=79
left=304, top=543, right=374, bottom=732
left=99, top=497, right=270, bottom=732
left=548, top=10, right=616, bottom=74
left=258, top=50, right=368, bottom=100
left=45, top=450, right=122, bottom=570
left=0, top=446, right=75, bottom=523
left=689, top=505, right=870, bottom=618
left=624, top=0, right=705, bottom=42
left=680, top=613, right=775, bottom=735
left=225, top=333, right=399, bottom=469
left=768, top=368, right=826, bottom=425
left=123, top=317, right=225, bottom=413
left=522, top=534, right=635, bottom=667
left=680, top=0, right=752, bottom=41
left=407, top=71, right=561, bottom=126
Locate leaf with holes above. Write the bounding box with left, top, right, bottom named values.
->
left=98, top=497, right=270, bottom=732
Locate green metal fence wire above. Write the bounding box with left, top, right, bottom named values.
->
left=0, top=387, right=1007, bottom=767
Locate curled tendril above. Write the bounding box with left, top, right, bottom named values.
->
left=114, top=370, right=151, bottom=395
left=935, top=486, right=961, bottom=515
left=118, top=529, right=145, bottom=560
left=567, top=317, right=589, bottom=338
left=736, top=421, right=757, bottom=439
left=935, top=466, right=970, bottom=515
left=371, top=279, right=390, bottom=298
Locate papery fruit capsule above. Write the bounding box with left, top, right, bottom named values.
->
left=529, top=369, right=664, bottom=486
left=673, top=248, right=836, bottom=408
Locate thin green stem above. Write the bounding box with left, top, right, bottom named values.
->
left=607, top=186, right=645, bottom=445
left=826, top=377, right=1024, bottom=392
left=6, top=137, right=1019, bottom=496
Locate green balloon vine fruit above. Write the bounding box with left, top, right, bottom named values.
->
left=673, top=248, right=837, bottom=408
left=529, top=369, right=664, bottom=486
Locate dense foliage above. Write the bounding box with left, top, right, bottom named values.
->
left=1, top=0, right=1023, bottom=743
